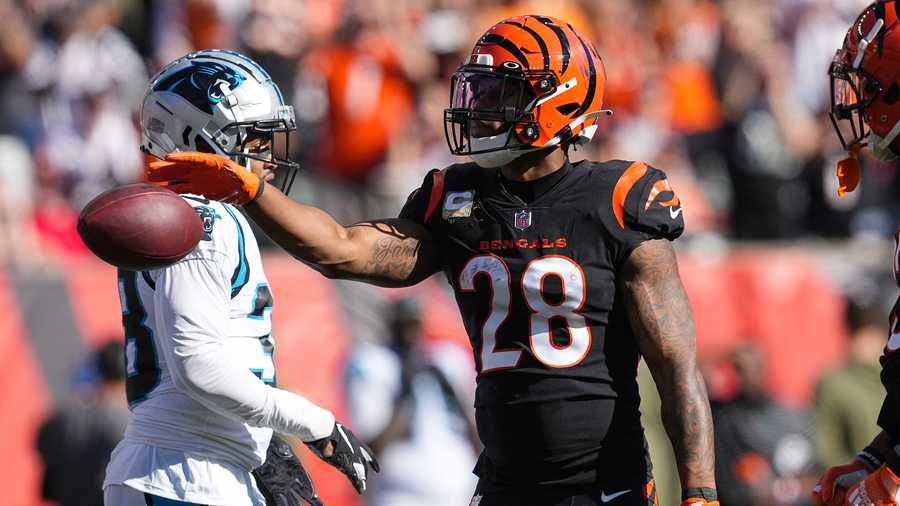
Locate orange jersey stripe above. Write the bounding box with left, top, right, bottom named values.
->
left=612, top=161, right=648, bottom=229
left=424, top=168, right=447, bottom=222
left=645, top=178, right=680, bottom=209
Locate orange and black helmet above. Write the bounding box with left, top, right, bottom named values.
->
left=444, top=15, right=610, bottom=167
left=830, top=1, right=900, bottom=194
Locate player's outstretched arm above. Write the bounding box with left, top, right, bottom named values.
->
left=147, top=152, right=441, bottom=287
left=621, top=239, right=718, bottom=501
left=245, top=183, right=440, bottom=287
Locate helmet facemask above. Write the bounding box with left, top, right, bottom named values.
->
left=444, top=63, right=551, bottom=167
left=829, top=55, right=882, bottom=154
left=220, top=105, right=300, bottom=194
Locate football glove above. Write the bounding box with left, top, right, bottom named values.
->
left=813, top=457, right=879, bottom=505
left=252, top=434, right=324, bottom=506
left=146, top=151, right=263, bottom=205
left=843, top=464, right=900, bottom=506
left=307, top=422, right=379, bottom=494
left=680, top=500, right=719, bottom=506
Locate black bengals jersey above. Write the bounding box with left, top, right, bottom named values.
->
left=878, top=229, right=900, bottom=444
left=399, top=159, right=684, bottom=489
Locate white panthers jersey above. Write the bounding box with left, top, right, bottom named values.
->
left=105, top=196, right=276, bottom=505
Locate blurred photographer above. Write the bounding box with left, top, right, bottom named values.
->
left=36, top=340, right=128, bottom=506
left=345, top=297, right=480, bottom=506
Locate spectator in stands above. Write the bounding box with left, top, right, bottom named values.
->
left=36, top=340, right=129, bottom=506
left=713, top=342, right=818, bottom=506
left=814, top=299, right=886, bottom=466
left=37, top=0, right=146, bottom=210
left=344, top=297, right=479, bottom=506
left=0, top=135, right=45, bottom=268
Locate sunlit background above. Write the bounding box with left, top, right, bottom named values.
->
left=0, top=0, right=893, bottom=505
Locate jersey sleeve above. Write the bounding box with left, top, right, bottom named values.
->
left=152, top=256, right=335, bottom=441
left=398, top=168, right=445, bottom=227
left=607, top=162, right=685, bottom=266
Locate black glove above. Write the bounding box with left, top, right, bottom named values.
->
left=253, top=434, right=324, bottom=506
left=307, top=422, right=380, bottom=494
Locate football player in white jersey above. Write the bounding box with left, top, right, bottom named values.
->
left=103, top=50, right=378, bottom=506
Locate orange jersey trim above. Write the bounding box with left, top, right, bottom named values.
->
left=612, top=161, right=648, bottom=229
left=423, top=169, right=447, bottom=222
left=645, top=178, right=680, bottom=209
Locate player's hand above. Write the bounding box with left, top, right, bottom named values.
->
left=146, top=151, right=263, bottom=205
left=307, top=422, right=379, bottom=494
left=842, top=464, right=900, bottom=505
left=680, top=500, right=719, bottom=506
left=813, top=459, right=871, bottom=505
left=253, top=434, right=324, bottom=506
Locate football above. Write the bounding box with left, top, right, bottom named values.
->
left=78, top=184, right=203, bottom=271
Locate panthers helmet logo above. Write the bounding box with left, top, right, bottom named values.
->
left=153, top=61, right=246, bottom=114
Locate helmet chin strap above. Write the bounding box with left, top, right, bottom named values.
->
left=872, top=119, right=900, bottom=161
left=469, top=128, right=540, bottom=168
left=470, top=146, right=538, bottom=168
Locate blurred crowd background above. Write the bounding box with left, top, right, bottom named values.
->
left=0, top=0, right=897, bottom=505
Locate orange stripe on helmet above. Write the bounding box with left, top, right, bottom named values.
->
left=480, top=33, right=530, bottom=68
left=499, top=19, right=550, bottom=70
left=531, top=16, right=571, bottom=73
left=612, top=161, right=649, bottom=229
left=566, top=24, right=598, bottom=117
left=424, top=169, right=447, bottom=222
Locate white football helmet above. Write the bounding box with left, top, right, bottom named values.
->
left=141, top=49, right=299, bottom=192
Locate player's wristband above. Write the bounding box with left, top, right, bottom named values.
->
left=681, top=487, right=718, bottom=502
left=859, top=446, right=885, bottom=472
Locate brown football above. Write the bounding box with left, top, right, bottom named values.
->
left=78, top=184, right=203, bottom=271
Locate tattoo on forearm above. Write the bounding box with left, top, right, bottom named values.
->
left=346, top=220, right=436, bottom=283
left=659, top=366, right=716, bottom=488
left=623, top=240, right=716, bottom=488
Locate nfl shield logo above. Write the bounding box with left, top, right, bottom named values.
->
left=514, top=210, right=532, bottom=230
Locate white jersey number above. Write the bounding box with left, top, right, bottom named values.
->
left=459, top=254, right=591, bottom=372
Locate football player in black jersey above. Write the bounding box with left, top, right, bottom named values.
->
left=812, top=2, right=900, bottom=506
left=148, top=15, right=718, bottom=506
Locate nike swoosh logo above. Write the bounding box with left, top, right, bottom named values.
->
left=669, top=206, right=683, bottom=219
left=601, top=489, right=631, bottom=503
